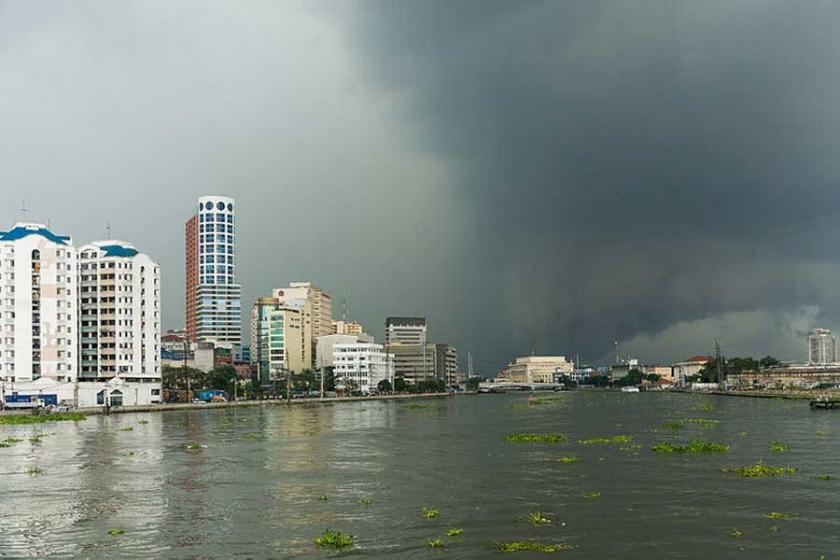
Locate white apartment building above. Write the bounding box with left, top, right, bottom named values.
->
left=78, top=241, right=160, bottom=384
left=316, top=332, right=374, bottom=370
left=808, top=328, right=837, bottom=365
left=0, top=223, right=78, bottom=385
left=333, top=342, right=394, bottom=394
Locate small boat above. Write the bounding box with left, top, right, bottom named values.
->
left=620, top=386, right=640, bottom=393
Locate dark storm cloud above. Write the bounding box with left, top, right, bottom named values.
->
left=322, top=1, right=840, bottom=366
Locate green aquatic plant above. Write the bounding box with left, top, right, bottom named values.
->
left=769, top=441, right=789, bottom=453
left=359, top=498, right=372, bottom=506
left=557, top=456, right=579, bottom=464
left=663, top=418, right=719, bottom=430
left=728, top=528, right=743, bottom=538
left=427, top=539, right=445, bottom=549
left=242, top=433, right=261, bottom=441
left=497, top=541, right=574, bottom=553
left=314, top=529, right=354, bottom=550
left=26, top=466, right=43, bottom=476
left=119, top=426, right=134, bottom=432
left=28, top=435, right=44, bottom=444
left=526, top=511, right=552, bottom=525
left=815, top=474, right=834, bottom=481
left=693, top=402, right=715, bottom=412
left=0, top=441, right=12, bottom=448
left=422, top=507, right=440, bottom=519
left=579, top=435, right=633, bottom=445
left=317, top=495, right=329, bottom=502
left=138, top=419, right=149, bottom=425
left=445, top=528, right=463, bottom=537
left=722, top=462, right=797, bottom=478
left=651, top=439, right=730, bottom=454
left=505, top=433, right=566, bottom=444
left=766, top=512, right=795, bottom=520
left=183, top=443, right=205, bottom=450
left=108, top=528, right=125, bottom=537
left=583, top=491, right=601, bottom=499
left=0, top=412, right=86, bottom=425
left=127, top=451, right=135, bottom=457
left=3, top=437, right=23, bottom=444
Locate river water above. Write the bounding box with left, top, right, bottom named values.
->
left=1, top=392, right=839, bottom=559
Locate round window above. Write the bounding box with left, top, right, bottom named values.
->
left=227, top=203, right=233, bottom=212
left=204, top=201, right=213, bottom=210
left=217, top=201, right=225, bottom=210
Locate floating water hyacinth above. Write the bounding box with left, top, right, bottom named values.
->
left=183, top=443, right=205, bottom=450
left=445, top=528, right=463, bottom=537
left=769, top=441, right=789, bottom=453
left=317, top=495, right=329, bottom=502
left=359, top=498, right=372, bottom=506
left=29, top=435, right=43, bottom=444
left=497, top=541, right=574, bottom=553
left=728, top=529, right=744, bottom=538
left=722, top=462, right=797, bottom=478
left=26, top=467, right=43, bottom=476
left=108, top=528, right=125, bottom=537
left=526, top=512, right=552, bottom=525
left=557, top=456, right=579, bottom=464
left=505, top=433, right=566, bottom=444
left=314, top=529, right=353, bottom=550
left=814, top=474, right=834, bottom=481
left=427, top=539, right=445, bottom=549
left=766, top=512, right=795, bottom=520
left=0, top=412, right=86, bottom=425
left=579, top=435, right=632, bottom=445
left=583, top=491, right=601, bottom=499
left=651, top=440, right=729, bottom=454
left=138, top=419, right=149, bottom=425
left=119, top=427, right=134, bottom=432
left=422, top=507, right=440, bottom=519
left=662, top=419, right=719, bottom=430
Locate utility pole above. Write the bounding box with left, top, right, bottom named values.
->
left=715, top=338, right=723, bottom=385
left=285, top=367, right=292, bottom=405
left=184, top=337, right=191, bottom=402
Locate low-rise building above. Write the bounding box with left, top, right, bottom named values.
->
left=672, top=356, right=712, bottom=385
left=333, top=342, right=394, bottom=393
left=500, top=356, right=575, bottom=384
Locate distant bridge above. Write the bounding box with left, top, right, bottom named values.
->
left=477, top=381, right=567, bottom=393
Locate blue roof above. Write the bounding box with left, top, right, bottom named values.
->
left=0, top=225, right=70, bottom=245
left=100, top=244, right=139, bottom=258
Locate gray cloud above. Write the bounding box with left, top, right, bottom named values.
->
left=3, top=2, right=840, bottom=373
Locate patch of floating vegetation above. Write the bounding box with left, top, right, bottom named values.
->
left=769, top=441, right=789, bottom=453
left=506, top=433, right=566, bottom=444
left=138, top=419, right=149, bottom=425
left=0, top=412, right=86, bottom=425
left=314, top=529, right=354, bottom=550
left=119, top=427, right=134, bottom=432
left=557, top=456, right=579, bottom=464
left=26, top=466, right=43, bottom=476
left=583, top=491, right=601, bottom=499
left=766, top=512, right=795, bottom=520
left=446, top=528, right=463, bottom=537
left=422, top=507, right=440, bottom=519
left=242, top=433, right=261, bottom=441
left=815, top=430, right=828, bottom=437
left=127, top=451, right=135, bottom=457
left=526, top=512, right=552, bottom=525
left=427, top=539, right=445, bottom=549
left=1, top=436, right=23, bottom=447
left=651, top=439, right=729, bottom=454
left=359, top=498, right=372, bottom=506
left=579, top=435, right=633, bottom=445
left=722, top=462, right=797, bottom=478
left=317, top=495, right=329, bottom=502
left=814, top=474, right=834, bottom=481
left=620, top=445, right=641, bottom=452
left=29, top=435, right=44, bottom=444
left=497, top=541, right=574, bottom=553
left=728, top=529, right=744, bottom=538
left=183, top=443, right=206, bottom=450
left=662, top=418, right=719, bottom=430
left=692, top=402, right=715, bottom=412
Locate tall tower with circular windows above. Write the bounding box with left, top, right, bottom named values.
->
left=185, top=196, right=241, bottom=346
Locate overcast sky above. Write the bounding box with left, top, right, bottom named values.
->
left=3, top=1, right=840, bottom=372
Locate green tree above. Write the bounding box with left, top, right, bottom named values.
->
left=615, top=369, right=644, bottom=386
left=377, top=379, right=392, bottom=393
left=466, top=376, right=483, bottom=391
left=210, top=365, right=238, bottom=396
left=394, top=377, right=408, bottom=393
left=759, top=356, right=781, bottom=369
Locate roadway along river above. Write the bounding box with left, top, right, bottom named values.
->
left=1, top=392, right=839, bottom=558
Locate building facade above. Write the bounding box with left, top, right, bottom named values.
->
left=316, top=333, right=373, bottom=370
left=250, top=297, right=303, bottom=385
left=385, top=317, right=427, bottom=345
left=333, top=342, right=394, bottom=393
left=387, top=341, right=435, bottom=384
left=332, top=320, right=364, bottom=336
left=500, top=356, right=574, bottom=384
left=274, top=282, right=332, bottom=368
left=807, top=328, right=836, bottom=365
left=0, top=223, right=77, bottom=384
left=186, top=196, right=241, bottom=346
left=671, top=356, right=712, bottom=385
left=434, top=343, right=460, bottom=385
left=78, top=241, right=160, bottom=386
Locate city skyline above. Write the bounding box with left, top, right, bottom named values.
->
left=7, top=3, right=840, bottom=372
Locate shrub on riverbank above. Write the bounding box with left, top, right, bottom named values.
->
left=505, top=433, right=566, bottom=444
left=651, top=440, right=729, bottom=454
left=0, top=412, right=86, bottom=425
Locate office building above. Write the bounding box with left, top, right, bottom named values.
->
left=500, top=356, right=574, bottom=384
left=186, top=195, right=241, bottom=346
left=434, top=343, right=460, bottom=385
left=332, top=320, right=364, bottom=336
left=274, top=282, right=332, bottom=368
left=316, top=332, right=374, bottom=370
left=387, top=342, right=435, bottom=384
left=250, top=297, right=303, bottom=385
left=808, top=328, right=836, bottom=365
left=385, top=317, right=427, bottom=345
left=333, top=342, right=394, bottom=394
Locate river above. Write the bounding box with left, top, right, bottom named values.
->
left=1, top=392, right=839, bottom=558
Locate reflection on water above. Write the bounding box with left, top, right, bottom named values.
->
left=2, top=394, right=840, bottom=559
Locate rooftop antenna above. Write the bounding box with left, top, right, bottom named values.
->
left=342, top=292, right=348, bottom=322
left=106, top=221, right=112, bottom=239
left=20, top=200, right=29, bottom=222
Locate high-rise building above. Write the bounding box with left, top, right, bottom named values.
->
left=387, top=342, right=435, bottom=384
left=78, top=241, right=160, bottom=385
left=808, top=328, right=836, bottom=365
left=434, top=343, right=460, bottom=385
left=0, top=223, right=78, bottom=384
left=250, top=297, right=303, bottom=385
left=385, top=317, right=427, bottom=345
left=186, top=196, right=241, bottom=346
left=333, top=342, right=394, bottom=394
left=274, top=282, right=332, bottom=368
